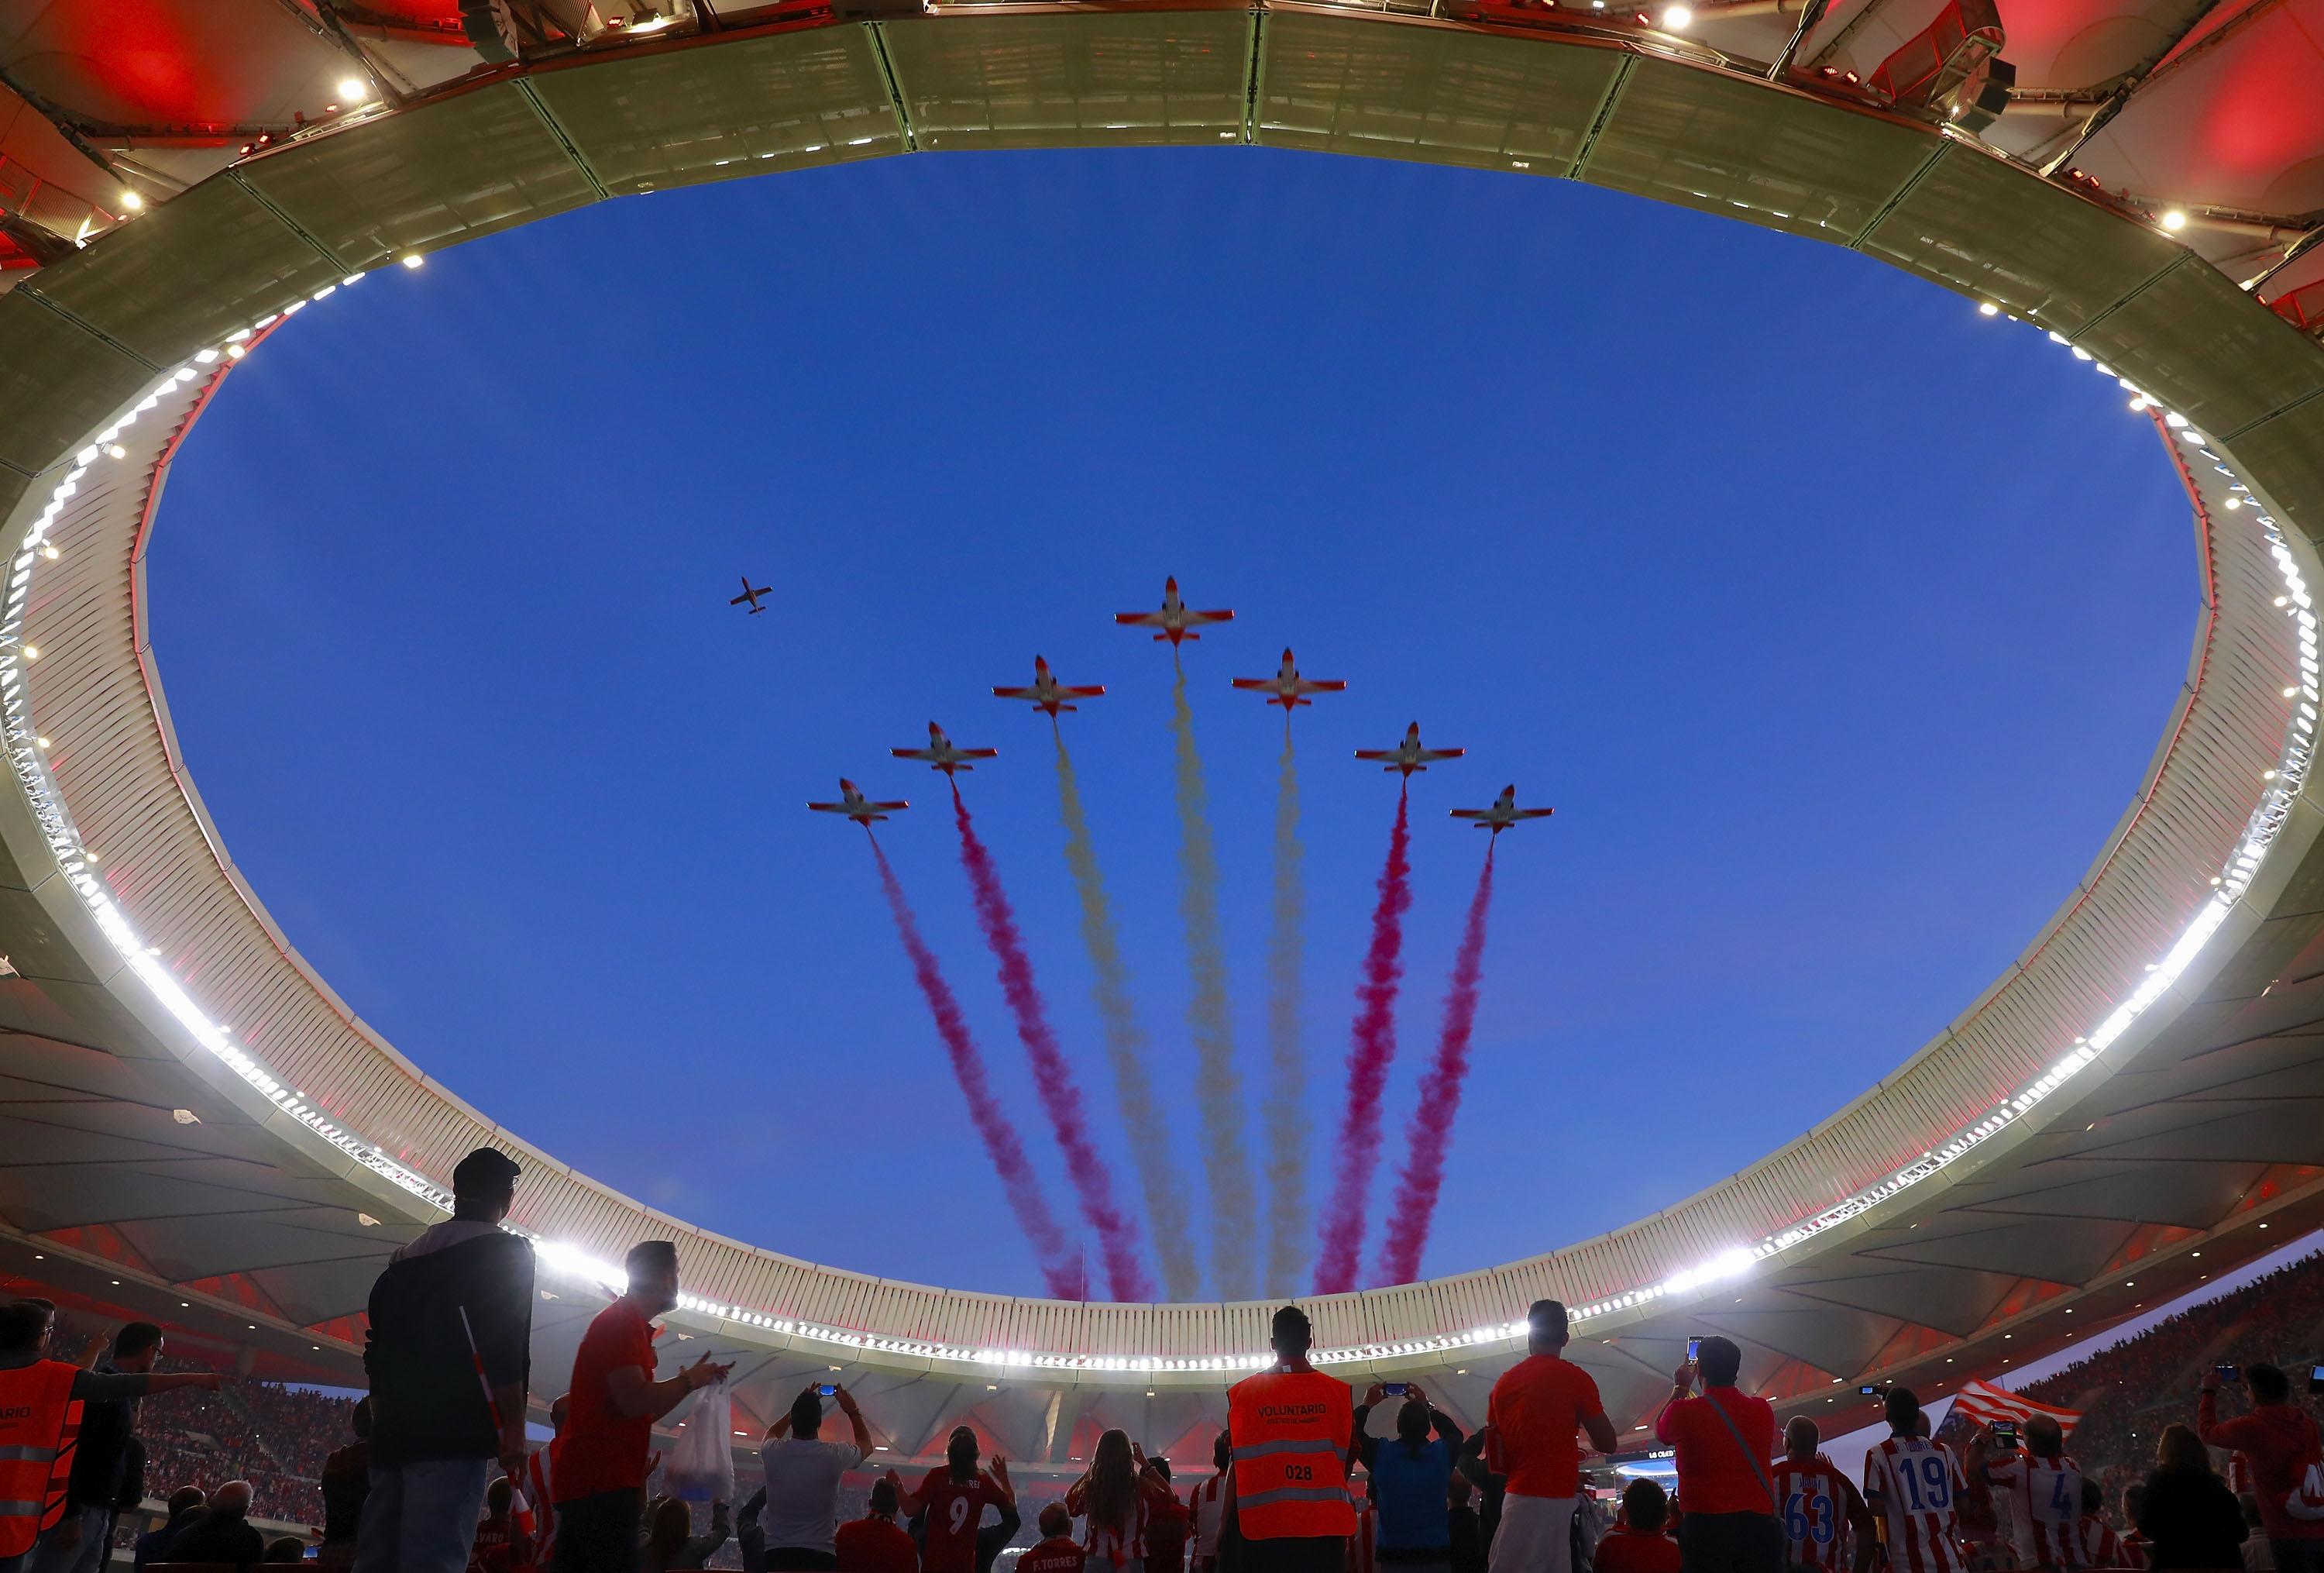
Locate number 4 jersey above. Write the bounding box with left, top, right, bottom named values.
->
left=1865, top=1436, right=1969, bottom=1573
left=1985, top=1451, right=2085, bottom=1569
left=1775, top=1454, right=1864, bottom=1572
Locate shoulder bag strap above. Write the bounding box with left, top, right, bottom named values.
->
left=1702, top=1392, right=1780, bottom=1514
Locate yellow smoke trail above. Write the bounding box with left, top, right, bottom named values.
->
left=1262, top=721, right=1309, bottom=1297
left=1052, top=728, right=1202, bottom=1300
left=1170, top=657, right=1256, bottom=1300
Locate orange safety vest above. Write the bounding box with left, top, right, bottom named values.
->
left=1226, top=1366, right=1356, bottom=1540
left=0, top=1359, right=81, bottom=1557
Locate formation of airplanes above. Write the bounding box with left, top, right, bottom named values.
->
left=785, top=574, right=1552, bottom=835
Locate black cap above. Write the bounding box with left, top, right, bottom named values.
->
left=452, top=1146, right=523, bottom=1200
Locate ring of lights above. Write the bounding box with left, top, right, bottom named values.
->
left=2, top=2, right=2323, bottom=1396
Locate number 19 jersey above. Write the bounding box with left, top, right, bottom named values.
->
left=1865, top=1436, right=1968, bottom=1573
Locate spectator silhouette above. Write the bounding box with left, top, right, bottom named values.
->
left=359, top=1146, right=535, bottom=1573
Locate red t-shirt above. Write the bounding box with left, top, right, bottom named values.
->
left=555, top=1299, right=655, bottom=1500
left=1488, top=1354, right=1607, bottom=1499
left=1020, top=1536, right=1089, bottom=1573
left=1653, top=1389, right=1776, bottom=1517
left=1145, top=1488, right=1189, bottom=1573
left=916, top=1468, right=1001, bottom=1573
left=2199, top=1394, right=2324, bottom=1541
left=1595, top=1525, right=1683, bottom=1573
left=834, top=1514, right=920, bottom=1572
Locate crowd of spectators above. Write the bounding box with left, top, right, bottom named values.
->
left=1934, top=1251, right=2324, bottom=1506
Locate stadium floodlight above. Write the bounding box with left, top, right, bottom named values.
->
left=339, top=77, right=368, bottom=102
left=2161, top=209, right=2188, bottom=232
left=1662, top=4, right=1693, bottom=25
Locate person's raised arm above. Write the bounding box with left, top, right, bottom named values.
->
left=1649, top=1360, right=1696, bottom=1448
left=607, top=1351, right=731, bottom=1422
left=830, top=1385, right=872, bottom=1460
left=988, top=1454, right=1016, bottom=1507
left=890, top=1468, right=927, bottom=1520
left=74, top=1368, right=222, bottom=1403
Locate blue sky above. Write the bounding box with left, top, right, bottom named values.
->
left=148, top=145, right=2196, bottom=1302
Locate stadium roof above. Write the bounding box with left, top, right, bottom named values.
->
left=3, top=0, right=2324, bottom=1467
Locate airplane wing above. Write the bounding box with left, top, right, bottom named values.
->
left=1353, top=749, right=1394, bottom=761
left=1418, top=748, right=1466, bottom=762
left=806, top=801, right=851, bottom=813
left=1060, top=684, right=1107, bottom=697
left=1295, top=680, right=1349, bottom=694
left=870, top=800, right=909, bottom=811
left=1113, top=612, right=1168, bottom=628
left=1187, top=609, right=1235, bottom=625
left=890, top=749, right=935, bottom=762
left=1449, top=809, right=1491, bottom=821
left=729, top=592, right=751, bottom=606
left=1229, top=678, right=1275, bottom=690
left=958, top=748, right=1000, bottom=760
left=992, top=686, right=1040, bottom=700
left=1511, top=807, right=1555, bottom=820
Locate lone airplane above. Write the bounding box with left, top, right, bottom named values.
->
left=1113, top=577, right=1234, bottom=645
left=1232, top=648, right=1348, bottom=711
left=1450, top=785, right=1556, bottom=835
left=993, top=656, right=1106, bottom=717
left=730, top=576, right=772, bottom=614
left=806, top=778, right=909, bottom=824
left=1356, top=722, right=1466, bottom=776
left=892, top=722, right=999, bottom=776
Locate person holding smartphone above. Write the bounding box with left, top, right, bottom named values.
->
left=2199, top=1363, right=2324, bottom=1573
left=1654, top=1337, right=1779, bottom=1573
left=759, top=1383, right=873, bottom=1570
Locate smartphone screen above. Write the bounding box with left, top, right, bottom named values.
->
left=1991, top=1423, right=2019, bottom=1448
left=1383, top=1382, right=1409, bottom=1397
left=1859, top=1385, right=1881, bottom=1396
left=1686, top=1338, right=1701, bottom=1362
left=2216, top=1365, right=2240, bottom=1382
left=819, top=1384, right=838, bottom=1398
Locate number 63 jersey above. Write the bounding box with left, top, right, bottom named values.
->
left=1774, top=1454, right=1865, bottom=1573
left=1865, top=1436, right=1969, bottom=1573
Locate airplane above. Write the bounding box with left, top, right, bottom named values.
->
left=1231, top=647, right=1348, bottom=711
left=730, top=575, right=772, bottom=614
left=1355, top=722, right=1466, bottom=776
left=1113, top=576, right=1234, bottom=646
left=892, top=722, right=1000, bottom=776
left=1450, top=784, right=1555, bottom=835
left=992, top=656, right=1106, bottom=717
left=806, top=778, right=909, bottom=824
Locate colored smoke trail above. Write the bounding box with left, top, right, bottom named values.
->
left=951, top=784, right=1156, bottom=1303
left=1262, top=723, right=1310, bottom=1297
left=1168, top=658, right=1257, bottom=1300
left=1051, top=731, right=1202, bottom=1300
left=1312, top=787, right=1414, bottom=1296
left=869, top=838, right=1083, bottom=1299
left=1376, top=845, right=1497, bottom=1287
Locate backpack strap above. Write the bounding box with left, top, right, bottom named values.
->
left=1701, top=1392, right=1780, bottom=1514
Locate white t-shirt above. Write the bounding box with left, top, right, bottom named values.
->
left=761, top=1437, right=869, bottom=1554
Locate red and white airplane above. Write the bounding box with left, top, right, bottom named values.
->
left=992, top=656, right=1106, bottom=717
left=892, top=722, right=999, bottom=776
left=1451, top=785, right=1555, bottom=835
left=806, top=778, right=908, bottom=824
left=731, top=575, right=772, bottom=614
left=1232, top=647, right=1347, bottom=711
left=1356, top=722, right=1465, bottom=776
left=1113, top=577, right=1234, bottom=646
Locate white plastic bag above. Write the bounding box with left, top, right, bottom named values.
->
left=665, top=1376, right=734, bottom=1503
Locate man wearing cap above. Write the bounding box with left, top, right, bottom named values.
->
left=358, top=1146, right=536, bottom=1573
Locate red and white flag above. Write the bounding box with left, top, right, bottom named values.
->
left=1951, top=1378, right=2082, bottom=1438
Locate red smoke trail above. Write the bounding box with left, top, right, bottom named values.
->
left=951, top=784, right=1156, bottom=1302
left=1313, top=787, right=1414, bottom=1296
left=868, top=838, right=1083, bottom=1300
left=1376, top=845, right=1497, bottom=1287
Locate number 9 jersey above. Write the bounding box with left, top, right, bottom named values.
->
left=1865, top=1436, right=1969, bottom=1573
